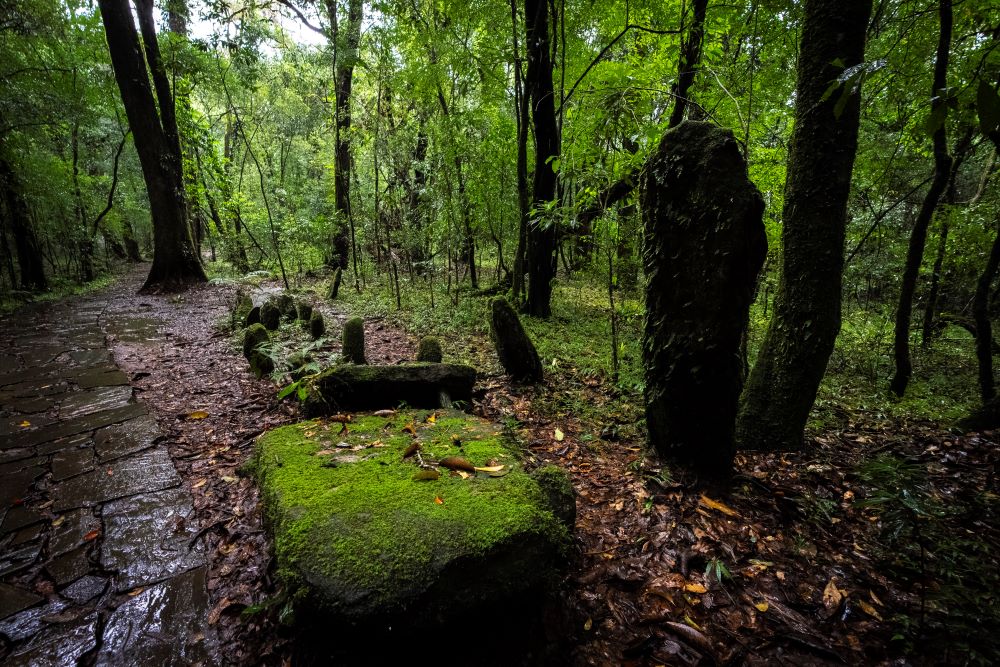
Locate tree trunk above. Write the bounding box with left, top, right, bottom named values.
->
left=510, top=0, right=530, bottom=305
left=921, top=127, right=973, bottom=345
left=667, top=0, right=709, bottom=128
left=0, top=151, right=47, bottom=291
left=523, top=0, right=560, bottom=318
left=974, top=219, right=1000, bottom=402
left=96, top=0, right=205, bottom=291
left=408, top=129, right=428, bottom=271
left=328, top=0, right=363, bottom=270
left=736, top=0, right=872, bottom=451
left=889, top=0, right=953, bottom=396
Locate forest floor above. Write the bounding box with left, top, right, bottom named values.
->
left=2, top=266, right=998, bottom=666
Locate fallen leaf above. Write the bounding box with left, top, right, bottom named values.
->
left=83, top=529, right=101, bottom=542
left=193, top=479, right=208, bottom=489
left=684, top=583, right=707, bottom=594
left=221, top=476, right=237, bottom=483
left=330, top=414, right=352, bottom=423
left=583, top=618, right=593, bottom=631
left=754, top=601, right=769, bottom=612
left=438, top=456, right=475, bottom=472
left=869, top=590, right=884, bottom=606
left=823, top=579, right=843, bottom=610
left=413, top=470, right=440, bottom=481
left=450, top=434, right=462, bottom=445
left=554, top=428, right=565, bottom=442
left=474, top=465, right=505, bottom=473
left=403, top=441, right=421, bottom=459
left=434, top=495, right=444, bottom=504
left=127, top=587, right=145, bottom=597
left=426, top=413, right=437, bottom=423
left=51, top=516, right=65, bottom=528
left=457, top=470, right=470, bottom=479
left=186, top=410, right=209, bottom=420
left=857, top=599, right=883, bottom=621
left=315, top=449, right=335, bottom=456
left=373, top=409, right=396, bottom=417
left=402, top=423, right=417, bottom=435
left=19, top=420, right=31, bottom=428
left=699, top=494, right=739, bottom=517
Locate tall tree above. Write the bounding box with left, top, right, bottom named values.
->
left=737, top=0, right=872, bottom=451
left=522, top=0, right=560, bottom=318
left=96, top=0, right=205, bottom=291
left=890, top=0, right=954, bottom=396
left=0, top=148, right=47, bottom=291
left=326, top=0, right=363, bottom=271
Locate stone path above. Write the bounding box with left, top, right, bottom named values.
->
left=0, top=286, right=212, bottom=664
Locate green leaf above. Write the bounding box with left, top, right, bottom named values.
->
left=277, top=382, right=298, bottom=400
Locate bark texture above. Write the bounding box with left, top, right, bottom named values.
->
left=737, top=0, right=872, bottom=451
left=96, top=0, right=205, bottom=291
left=522, top=0, right=560, bottom=318
left=0, top=150, right=46, bottom=290
left=641, top=121, right=766, bottom=475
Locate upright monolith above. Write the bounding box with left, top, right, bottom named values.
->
left=342, top=317, right=367, bottom=364
left=641, top=121, right=767, bottom=477
left=490, top=298, right=543, bottom=383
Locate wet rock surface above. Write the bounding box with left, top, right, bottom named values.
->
left=0, top=278, right=212, bottom=664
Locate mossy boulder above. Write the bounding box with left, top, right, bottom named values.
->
left=244, top=305, right=261, bottom=327
left=232, top=292, right=253, bottom=328
left=309, top=311, right=325, bottom=340
left=243, top=324, right=274, bottom=378
left=250, top=410, right=573, bottom=628
left=297, top=300, right=313, bottom=322
left=302, top=363, right=476, bottom=416
left=260, top=301, right=281, bottom=330
left=342, top=317, right=366, bottom=364
left=416, top=336, right=443, bottom=363
left=275, top=292, right=297, bottom=320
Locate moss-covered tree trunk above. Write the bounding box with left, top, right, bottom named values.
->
left=97, top=0, right=206, bottom=292
left=890, top=0, right=953, bottom=396
left=522, top=0, right=559, bottom=318
left=736, top=0, right=872, bottom=451
left=641, top=122, right=766, bottom=476
left=974, top=219, right=1000, bottom=402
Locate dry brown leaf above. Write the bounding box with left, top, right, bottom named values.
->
left=434, top=495, right=444, bottom=504
left=857, top=599, right=883, bottom=621
left=373, top=409, right=396, bottom=417
left=402, top=441, right=421, bottom=459
left=684, top=583, right=707, bottom=594
left=698, top=494, right=739, bottom=517
left=438, top=456, right=475, bottom=472
left=83, top=528, right=101, bottom=542
left=402, top=423, right=417, bottom=435
left=823, top=579, right=843, bottom=610
left=329, top=414, right=352, bottom=423
left=193, top=479, right=208, bottom=489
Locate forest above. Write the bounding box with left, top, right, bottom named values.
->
left=2, top=0, right=1000, bottom=664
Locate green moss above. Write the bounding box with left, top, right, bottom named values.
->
left=416, top=336, right=443, bottom=362
left=260, top=301, right=281, bottom=330
left=243, top=323, right=270, bottom=358
left=309, top=311, right=325, bottom=339
left=297, top=300, right=313, bottom=322
left=342, top=316, right=366, bottom=364
left=253, top=410, right=571, bottom=619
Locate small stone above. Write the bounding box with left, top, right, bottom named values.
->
left=296, top=301, right=313, bottom=322
left=309, top=311, right=325, bottom=340
left=341, top=317, right=367, bottom=365
left=416, top=336, right=443, bottom=363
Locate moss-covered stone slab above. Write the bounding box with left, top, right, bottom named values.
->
left=302, top=363, right=475, bottom=416
left=251, top=410, right=573, bottom=627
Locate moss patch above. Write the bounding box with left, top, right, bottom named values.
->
left=252, top=409, right=572, bottom=622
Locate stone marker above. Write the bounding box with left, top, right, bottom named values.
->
left=416, top=336, right=443, bottom=362
left=490, top=297, right=543, bottom=383
left=640, top=121, right=767, bottom=475
left=341, top=317, right=366, bottom=364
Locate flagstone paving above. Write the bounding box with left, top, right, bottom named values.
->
left=0, top=282, right=212, bottom=665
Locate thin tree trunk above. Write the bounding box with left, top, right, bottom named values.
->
left=974, top=219, right=1000, bottom=402
left=327, top=0, right=363, bottom=270
left=737, top=0, right=872, bottom=451
left=668, top=0, right=709, bottom=128
left=890, top=0, right=953, bottom=396
left=523, top=0, right=560, bottom=318
left=510, top=0, right=530, bottom=305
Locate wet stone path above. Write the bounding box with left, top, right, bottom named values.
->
left=0, top=288, right=211, bottom=664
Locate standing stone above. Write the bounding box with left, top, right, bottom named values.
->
left=416, top=336, right=443, bottom=363
left=342, top=317, right=366, bottom=364
left=490, top=297, right=543, bottom=383
left=640, top=121, right=767, bottom=476
left=297, top=300, right=313, bottom=323
left=244, top=305, right=261, bottom=327
left=329, top=266, right=343, bottom=300
left=309, top=311, right=325, bottom=340
left=243, top=323, right=274, bottom=378
left=259, top=301, right=281, bottom=331
left=275, top=292, right=296, bottom=320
